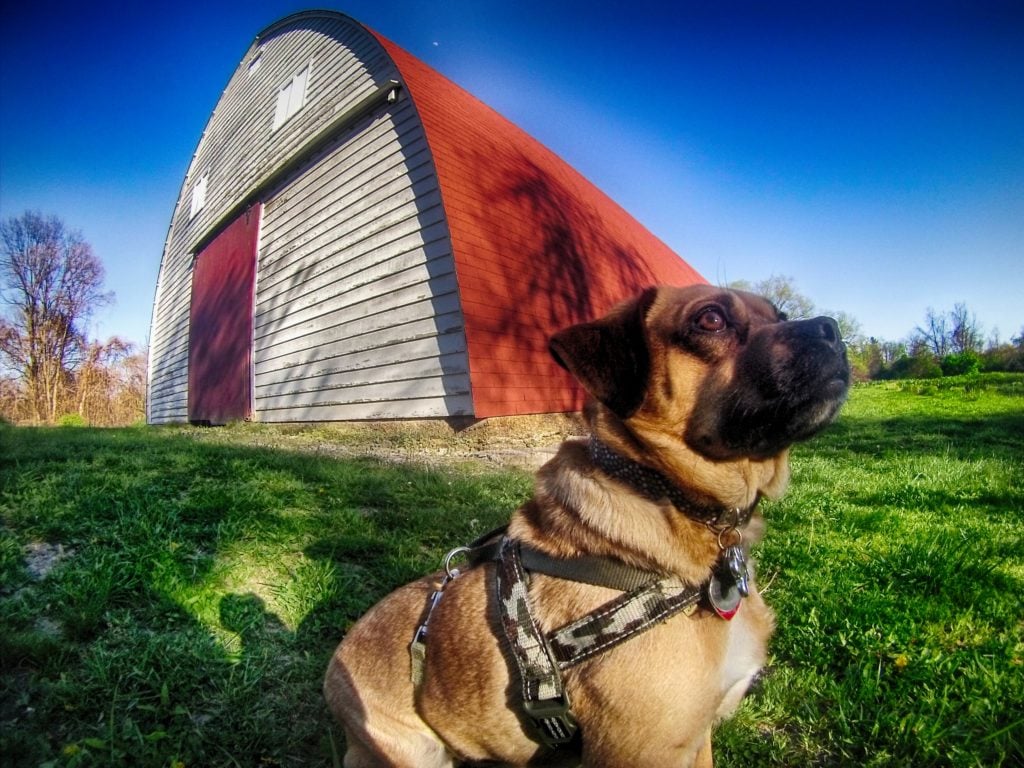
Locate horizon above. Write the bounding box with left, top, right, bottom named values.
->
left=1, top=1, right=1022, bottom=349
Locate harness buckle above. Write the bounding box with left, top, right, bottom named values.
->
left=522, top=695, right=579, bottom=748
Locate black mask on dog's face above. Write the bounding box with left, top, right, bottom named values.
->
left=685, top=311, right=850, bottom=460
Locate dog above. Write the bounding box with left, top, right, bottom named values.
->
left=324, top=284, right=849, bottom=767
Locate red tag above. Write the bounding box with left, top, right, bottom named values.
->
left=708, top=575, right=741, bottom=621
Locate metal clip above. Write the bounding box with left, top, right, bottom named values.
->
left=411, top=553, right=465, bottom=684
left=707, top=508, right=745, bottom=551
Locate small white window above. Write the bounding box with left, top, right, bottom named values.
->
left=272, top=64, right=310, bottom=131
left=189, top=174, right=208, bottom=219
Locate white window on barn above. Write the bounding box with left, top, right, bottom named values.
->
left=189, top=174, right=208, bottom=220
left=272, top=64, right=310, bottom=131
left=247, top=47, right=263, bottom=77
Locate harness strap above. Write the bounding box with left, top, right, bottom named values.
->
left=521, top=546, right=658, bottom=592
left=496, top=537, right=579, bottom=748
left=494, top=537, right=711, bottom=748
left=548, top=575, right=702, bottom=667
left=411, top=527, right=746, bottom=751
left=462, top=525, right=662, bottom=593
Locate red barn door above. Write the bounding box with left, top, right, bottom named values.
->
left=187, top=205, right=261, bottom=424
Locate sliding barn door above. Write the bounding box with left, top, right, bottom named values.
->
left=188, top=205, right=261, bottom=424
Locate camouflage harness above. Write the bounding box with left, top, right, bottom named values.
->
left=409, top=440, right=756, bottom=750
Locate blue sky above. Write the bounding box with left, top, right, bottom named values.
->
left=1, top=0, right=1021, bottom=348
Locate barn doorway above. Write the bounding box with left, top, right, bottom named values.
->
left=187, top=205, right=262, bottom=425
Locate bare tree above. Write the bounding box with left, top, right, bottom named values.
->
left=71, top=338, right=146, bottom=425
left=911, top=303, right=984, bottom=359
left=729, top=274, right=816, bottom=320
left=913, top=307, right=950, bottom=358
left=949, top=302, right=984, bottom=354
left=0, top=212, right=111, bottom=422
left=828, top=309, right=862, bottom=345
left=75, top=337, right=130, bottom=420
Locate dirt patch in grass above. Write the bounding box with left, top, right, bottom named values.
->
left=23, top=542, right=73, bottom=580
left=187, top=413, right=588, bottom=470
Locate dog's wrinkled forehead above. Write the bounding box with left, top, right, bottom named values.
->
left=719, top=289, right=785, bottom=323
left=650, top=285, right=783, bottom=337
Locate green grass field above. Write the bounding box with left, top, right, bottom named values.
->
left=1, top=374, right=1021, bottom=767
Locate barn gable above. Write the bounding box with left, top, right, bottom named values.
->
left=148, top=10, right=704, bottom=425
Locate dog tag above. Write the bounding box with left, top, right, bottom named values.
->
left=708, top=547, right=749, bottom=621
left=724, top=545, right=750, bottom=598
left=707, top=571, right=741, bottom=621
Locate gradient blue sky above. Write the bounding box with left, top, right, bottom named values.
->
left=1, top=1, right=1021, bottom=348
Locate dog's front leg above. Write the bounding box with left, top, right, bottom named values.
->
left=692, top=728, right=714, bottom=768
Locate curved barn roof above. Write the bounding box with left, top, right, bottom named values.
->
left=147, top=11, right=704, bottom=424
left=370, top=32, right=704, bottom=416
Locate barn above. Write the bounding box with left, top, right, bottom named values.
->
left=147, top=10, right=705, bottom=425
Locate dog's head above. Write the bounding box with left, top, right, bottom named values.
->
left=549, top=284, right=849, bottom=472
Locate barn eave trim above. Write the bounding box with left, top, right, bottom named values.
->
left=188, top=78, right=403, bottom=256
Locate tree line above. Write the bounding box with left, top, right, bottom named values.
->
left=731, top=275, right=1024, bottom=381
left=0, top=212, right=145, bottom=425
left=2, top=211, right=1020, bottom=426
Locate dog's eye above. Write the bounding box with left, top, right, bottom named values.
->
left=695, top=308, right=728, bottom=332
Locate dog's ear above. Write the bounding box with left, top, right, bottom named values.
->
left=548, top=287, right=658, bottom=418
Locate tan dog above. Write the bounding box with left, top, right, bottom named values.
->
left=325, top=284, right=849, bottom=767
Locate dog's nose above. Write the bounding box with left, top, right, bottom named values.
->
left=794, top=316, right=843, bottom=349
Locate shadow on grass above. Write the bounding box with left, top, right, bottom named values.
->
left=819, top=408, right=1024, bottom=460
left=0, top=425, right=524, bottom=767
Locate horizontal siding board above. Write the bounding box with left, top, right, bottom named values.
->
left=254, top=231, right=452, bottom=331
left=254, top=292, right=462, bottom=366
left=255, top=315, right=465, bottom=375
left=255, top=264, right=457, bottom=343
left=256, top=105, right=427, bottom=253
left=148, top=340, right=189, bottom=376
left=255, top=183, right=442, bottom=300
left=255, top=203, right=447, bottom=308
left=255, top=351, right=468, bottom=398
left=258, top=148, right=434, bottom=280
left=257, top=132, right=429, bottom=270
left=148, top=372, right=189, bottom=400
left=149, top=365, right=189, bottom=389
left=268, top=183, right=443, bottom=275
left=257, top=394, right=474, bottom=422
left=148, top=408, right=189, bottom=423
left=257, top=374, right=471, bottom=410
left=148, top=212, right=194, bottom=422
left=255, top=331, right=466, bottom=384
left=256, top=150, right=437, bottom=286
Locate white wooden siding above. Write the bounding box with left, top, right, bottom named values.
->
left=253, top=96, right=472, bottom=421
left=148, top=11, right=471, bottom=423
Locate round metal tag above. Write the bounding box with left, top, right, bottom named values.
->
left=708, top=574, right=741, bottom=621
